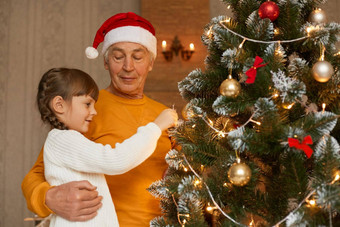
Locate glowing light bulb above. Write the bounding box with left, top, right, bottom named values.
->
left=306, top=25, right=320, bottom=36
left=189, top=43, right=195, bottom=51
left=194, top=180, right=200, bottom=186
left=207, top=26, right=213, bottom=37
left=162, top=40, right=167, bottom=51
left=239, top=39, right=246, bottom=49
left=282, top=103, right=295, bottom=109
left=200, top=165, right=204, bottom=171
left=322, top=103, right=326, bottom=113
left=331, top=171, right=340, bottom=184
left=182, top=218, right=187, bottom=227
left=218, top=131, right=226, bottom=138
left=250, top=119, right=261, bottom=125
left=306, top=26, right=313, bottom=36
left=307, top=199, right=316, bottom=207
left=249, top=220, right=255, bottom=226
left=206, top=203, right=215, bottom=213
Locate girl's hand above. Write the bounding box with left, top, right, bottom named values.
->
left=153, top=109, right=178, bottom=131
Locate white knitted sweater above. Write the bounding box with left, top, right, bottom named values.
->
left=43, top=122, right=161, bottom=227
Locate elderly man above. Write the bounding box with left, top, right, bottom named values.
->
left=22, top=12, right=172, bottom=226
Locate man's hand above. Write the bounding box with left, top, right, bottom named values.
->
left=45, top=180, right=102, bottom=221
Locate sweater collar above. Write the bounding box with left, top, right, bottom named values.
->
left=100, top=89, right=147, bottom=105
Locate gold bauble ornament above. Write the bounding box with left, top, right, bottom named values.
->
left=181, top=103, right=194, bottom=120
left=228, top=162, right=252, bottom=186
left=309, top=8, right=327, bottom=24
left=312, top=60, right=334, bottom=83
left=219, top=76, right=241, bottom=98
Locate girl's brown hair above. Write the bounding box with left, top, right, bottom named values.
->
left=37, top=68, right=99, bottom=129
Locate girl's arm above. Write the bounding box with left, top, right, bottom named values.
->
left=44, top=122, right=162, bottom=175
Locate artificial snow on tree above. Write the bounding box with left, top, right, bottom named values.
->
left=148, top=0, right=340, bottom=226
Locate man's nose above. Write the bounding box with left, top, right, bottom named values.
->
left=123, top=57, right=134, bottom=71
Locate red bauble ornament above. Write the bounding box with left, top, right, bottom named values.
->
left=258, top=1, right=280, bottom=22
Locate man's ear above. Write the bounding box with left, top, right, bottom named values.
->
left=104, top=58, right=109, bottom=70
left=148, top=57, right=155, bottom=72
left=51, top=96, right=66, bottom=114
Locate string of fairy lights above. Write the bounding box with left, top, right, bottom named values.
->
left=218, top=19, right=310, bottom=44
left=215, top=17, right=332, bottom=64
left=172, top=9, right=340, bottom=227
left=200, top=110, right=259, bottom=138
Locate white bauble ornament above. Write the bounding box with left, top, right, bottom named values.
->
left=309, top=8, right=327, bottom=24
left=312, top=60, right=333, bottom=83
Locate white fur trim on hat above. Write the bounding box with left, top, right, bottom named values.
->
left=102, top=26, right=157, bottom=58
left=85, top=47, right=99, bottom=59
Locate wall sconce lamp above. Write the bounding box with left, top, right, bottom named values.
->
left=161, top=36, right=195, bottom=61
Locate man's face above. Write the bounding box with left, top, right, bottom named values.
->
left=104, top=42, right=154, bottom=99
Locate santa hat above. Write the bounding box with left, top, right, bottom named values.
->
left=85, top=12, right=157, bottom=59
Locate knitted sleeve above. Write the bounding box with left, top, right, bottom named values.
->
left=44, top=122, right=161, bottom=175
left=21, top=148, right=53, bottom=217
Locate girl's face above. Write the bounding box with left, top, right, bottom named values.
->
left=61, top=95, right=97, bottom=133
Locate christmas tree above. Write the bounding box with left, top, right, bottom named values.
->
left=148, top=0, right=340, bottom=226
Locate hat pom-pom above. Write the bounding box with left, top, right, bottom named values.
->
left=85, top=47, right=99, bottom=59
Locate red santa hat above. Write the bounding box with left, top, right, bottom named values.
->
left=85, top=12, right=157, bottom=59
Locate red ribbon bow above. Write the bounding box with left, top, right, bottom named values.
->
left=245, top=56, right=268, bottom=84
left=288, top=135, right=314, bottom=158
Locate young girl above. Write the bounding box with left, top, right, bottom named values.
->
left=37, top=68, right=177, bottom=227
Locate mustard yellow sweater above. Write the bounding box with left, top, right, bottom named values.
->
left=22, top=89, right=172, bottom=226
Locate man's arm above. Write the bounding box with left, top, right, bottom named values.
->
left=21, top=148, right=53, bottom=217
left=21, top=148, right=103, bottom=221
